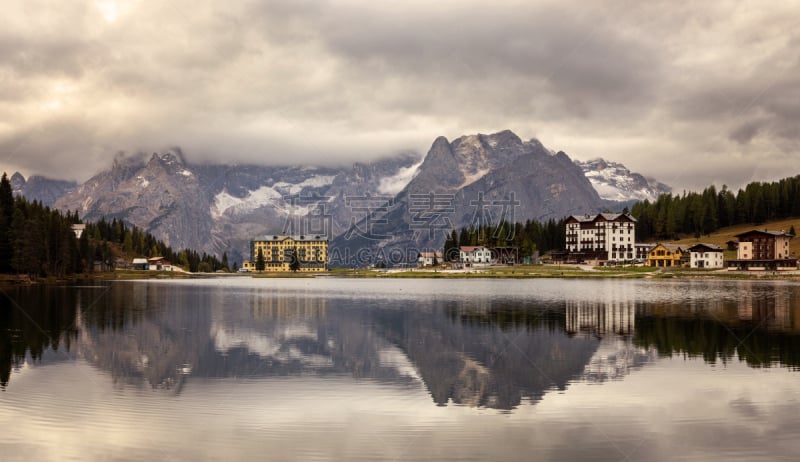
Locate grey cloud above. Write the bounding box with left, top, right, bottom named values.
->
left=1, top=0, right=799, bottom=191
left=729, top=120, right=764, bottom=144
left=313, top=4, right=661, bottom=113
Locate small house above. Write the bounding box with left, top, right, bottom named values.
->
left=646, top=244, right=685, bottom=268
left=688, top=243, right=724, bottom=269
left=417, top=251, right=442, bottom=267
left=71, top=224, right=86, bottom=239
left=132, top=258, right=149, bottom=270
left=147, top=257, right=172, bottom=271
left=460, top=246, right=493, bottom=265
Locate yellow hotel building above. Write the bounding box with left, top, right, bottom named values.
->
left=242, top=234, right=328, bottom=272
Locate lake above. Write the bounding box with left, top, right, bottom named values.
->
left=2, top=277, right=800, bottom=461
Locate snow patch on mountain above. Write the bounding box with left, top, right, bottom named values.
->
left=575, top=158, right=671, bottom=202
left=459, top=167, right=490, bottom=189
left=272, top=174, right=335, bottom=195
left=378, top=160, right=423, bottom=195
left=210, top=174, right=335, bottom=219
left=211, top=185, right=283, bottom=219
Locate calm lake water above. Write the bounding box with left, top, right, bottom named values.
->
left=2, top=277, right=800, bottom=461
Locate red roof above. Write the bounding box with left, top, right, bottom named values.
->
left=460, top=246, right=487, bottom=252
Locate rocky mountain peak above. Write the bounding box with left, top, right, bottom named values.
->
left=10, top=172, right=25, bottom=190
left=145, top=151, right=191, bottom=177
left=479, top=130, right=524, bottom=156
left=412, top=136, right=463, bottom=190
left=10, top=172, right=77, bottom=207
left=582, top=158, right=609, bottom=169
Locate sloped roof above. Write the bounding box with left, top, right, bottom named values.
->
left=688, top=243, right=723, bottom=252
left=599, top=212, right=638, bottom=222
left=569, top=214, right=598, bottom=223
left=253, top=234, right=328, bottom=242
left=567, top=212, right=637, bottom=223
left=734, top=229, right=794, bottom=239
left=650, top=243, right=685, bottom=254
left=460, top=246, right=488, bottom=252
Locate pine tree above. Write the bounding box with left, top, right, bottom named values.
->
left=288, top=247, right=300, bottom=272
left=0, top=173, right=14, bottom=273
left=255, top=248, right=265, bottom=271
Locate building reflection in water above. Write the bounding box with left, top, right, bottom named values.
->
left=565, top=299, right=636, bottom=338
left=563, top=287, right=655, bottom=383
left=250, top=287, right=328, bottom=321
left=633, top=281, right=800, bottom=369
left=734, top=281, right=800, bottom=333
left=3, top=280, right=800, bottom=409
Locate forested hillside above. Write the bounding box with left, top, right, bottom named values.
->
left=631, top=176, right=800, bottom=241
left=0, top=173, right=226, bottom=278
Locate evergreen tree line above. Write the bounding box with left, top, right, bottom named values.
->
left=0, top=173, right=227, bottom=277
left=631, top=175, right=800, bottom=241
left=633, top=315, right=800, bottom=369
left=442, top=219, right=566, bottom=261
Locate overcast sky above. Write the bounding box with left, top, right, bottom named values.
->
left=2, top=0, right=799, bottom=190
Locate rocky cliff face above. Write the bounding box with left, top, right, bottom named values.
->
left=10, top=172, right=78, bottom=207
left=195, top=154, right=421, bottom=262
left=55, top=151, right=214, bottom=252
left=331, top=130, right=606, bottom=265
left=54, top=150, right=422, bottom=262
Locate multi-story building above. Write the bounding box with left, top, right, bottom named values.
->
left=565, top=213, right=636, bottom=263
left=242, top=234, right=328, bottom=272
left=735, top=230, right=792, bottom=260
left=729, top=229, right=796, bottom=270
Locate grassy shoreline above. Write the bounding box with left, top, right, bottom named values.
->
left=318, top=265, right=800, bottom=280
left=4, top=265, right=800, bottom=286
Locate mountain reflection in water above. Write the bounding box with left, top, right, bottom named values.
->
left=2, top=279, right=800, bottom=410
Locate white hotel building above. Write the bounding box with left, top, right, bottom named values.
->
left=565, top=213, right=637, bottom=263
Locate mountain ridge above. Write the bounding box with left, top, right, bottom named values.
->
left=4, top=130, right=671, bottom=264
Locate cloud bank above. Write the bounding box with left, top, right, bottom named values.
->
left=1, top=0, right=799, bottom=190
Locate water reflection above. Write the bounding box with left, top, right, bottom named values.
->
left=1, top=279, right=800, bottom=408
left=0, top=287, right=80, bottom=388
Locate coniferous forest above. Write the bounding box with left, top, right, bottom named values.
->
left=0, top=173, right=227, bottom=277
left=631, top=175, right=800, bottom=241
left=442, top=219, right=566, bottom=261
